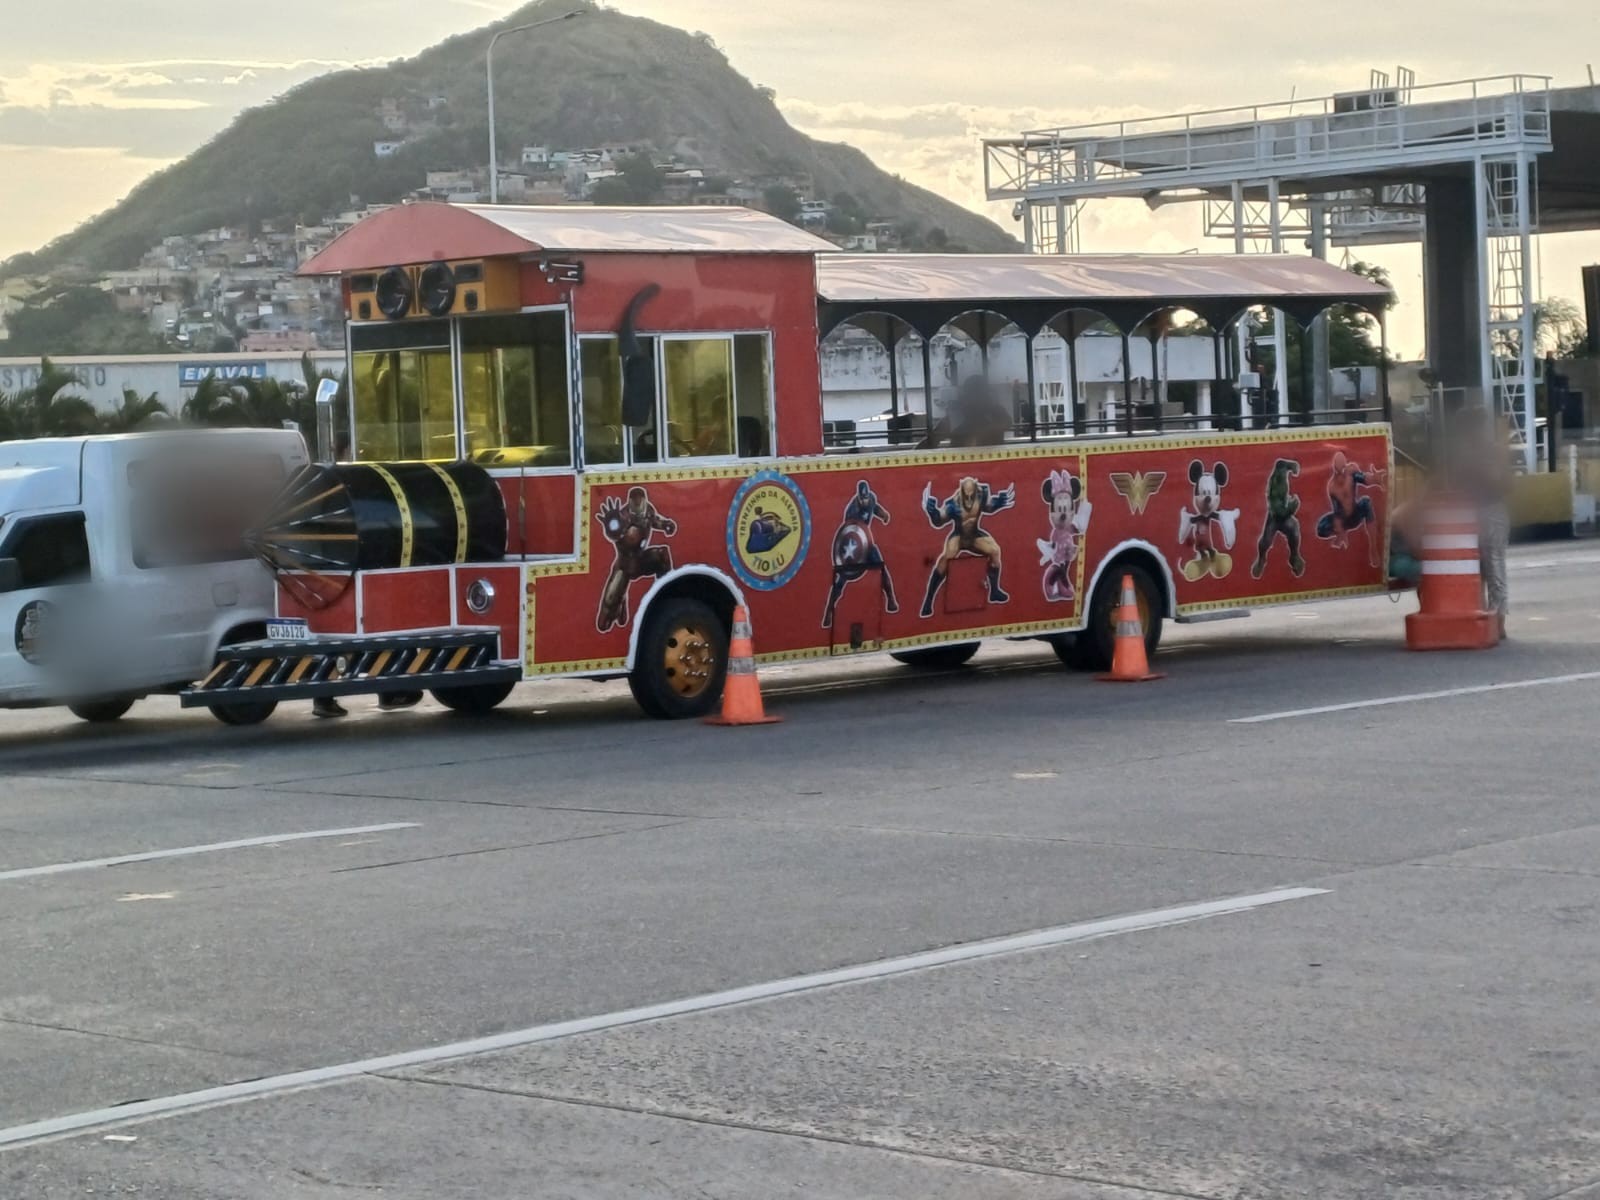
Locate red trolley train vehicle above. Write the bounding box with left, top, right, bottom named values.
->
left=183, top=202, right=1396, bottom=722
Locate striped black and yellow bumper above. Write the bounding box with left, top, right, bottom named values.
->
left=181, top=629, right=519, bottom=707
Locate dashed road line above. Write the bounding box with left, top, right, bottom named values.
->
left=1230, top=671, right=1600, bottom=724
left=0, top=885, right=1326, bottom=1149
left=0, top=823, right=421, bottom=882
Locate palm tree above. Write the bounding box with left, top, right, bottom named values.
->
left=103, top=388, right=171, bottom=433
left=182, top=373, right=247, bottom=426
left=182, top=372, right=303, bottom=429
left=0, top=359, right=101, bottom=439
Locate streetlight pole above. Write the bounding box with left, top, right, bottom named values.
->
left=487, top=9, right=584, bottom=204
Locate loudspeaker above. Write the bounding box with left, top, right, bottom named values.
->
left=345, top=259, right=520, bottom=320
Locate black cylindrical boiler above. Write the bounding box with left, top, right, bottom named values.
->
left=247, top=462, right=507, bottom=609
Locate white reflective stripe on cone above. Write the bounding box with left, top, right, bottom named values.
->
left=731, top=621, right=753, bottom=639
left=728, top=656, right=756, bottom=674
left=1422, top=560, right=1482, bottom=575
left=1423, top=534, right=1480, bottom=551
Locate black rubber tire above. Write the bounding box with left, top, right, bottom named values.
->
left=628, top=597, right=729, bottom=720
left=209, top=699, right=278, bottom=726
left=1073, top=562, right=1164, bottom=673
left=68, top=698, right=135, bottom=723
left=1048, top=633, right=1092, bottom=670
left=430, top=681, right=516, bottom=714
left=889, top=642, right=980, bottom=670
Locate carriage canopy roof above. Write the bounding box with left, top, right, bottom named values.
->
left=815, top=252, right=1392, bottom=337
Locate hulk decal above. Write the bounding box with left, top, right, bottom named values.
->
left=1250, top=458, right=1305, bottom=579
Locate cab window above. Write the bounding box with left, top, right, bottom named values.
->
left=460, top=311, right=571, bottom=467
left=733, top=334, right=773, bottom=457
left=0, top=512, right=90, bottom=591
left=581, top=335, right=659, bottom=466
left=350, top=320, right=454, bottom=461
left=662, top=338, right=734, bottom=458
left=580, top=332, right=771, bottom=466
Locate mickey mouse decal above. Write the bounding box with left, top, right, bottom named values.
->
left=1035, top=469, right=1091, bottom=603
left=1177, top=459, right=1240, bottom=582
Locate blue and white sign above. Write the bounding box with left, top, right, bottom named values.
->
left=178, top=361, right=271, bottom=388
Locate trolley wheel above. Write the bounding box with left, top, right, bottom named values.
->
left=1048, top=633, right=1091, bottom=670
left=889, top=642, right=980, bottom=670
left=68, top=697, right=135, bottom=724
left=431, top=681, right=516, bottom=715
left=209, top=699, right=278, bottom=726
left=1071, top=563, right=1163, bottom=673
left=628, top=597, right=729, bottom=720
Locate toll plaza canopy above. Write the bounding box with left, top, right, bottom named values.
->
left=298, top=202, right=835, bottom=275
left=815, top=252, right=1392, bottom=338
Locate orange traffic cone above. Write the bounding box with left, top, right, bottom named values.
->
left=1096, top=574, right=1164, bottom=682
left=1404, top=493, right=1499, bottom=650
left=705, top=606, right=782, bottom=725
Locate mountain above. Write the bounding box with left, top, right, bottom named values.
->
left=18, top=1, right=1015, bottom=272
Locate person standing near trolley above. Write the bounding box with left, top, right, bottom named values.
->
left=1450, top=408, right=1513, bottom=640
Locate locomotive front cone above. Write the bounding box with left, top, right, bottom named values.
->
left=246, top=462, right=507, bottom=611
left=705, top=606, right=781, bottom=726
left=1097, top=574, right=1164, bottom=683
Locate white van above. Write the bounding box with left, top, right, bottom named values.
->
left=0, top=429, right=308, bottom=723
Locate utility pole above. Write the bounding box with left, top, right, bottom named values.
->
left=488, top=10, right=584, bottom=204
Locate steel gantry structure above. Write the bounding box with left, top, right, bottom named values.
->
left=984, top=72, right=1600, bottom=471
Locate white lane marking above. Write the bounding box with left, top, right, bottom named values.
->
left=115, top=893, right=177, bottom=903
left=0, top=824, right=421, bottom=883
left=1510, top=553, right=1600, bottom=571
left=1012, top=771, right=1058, bottom=779
left=1230, top=672, right=1600, bottom=724
left=0, top=885, right=1325, bottom=1149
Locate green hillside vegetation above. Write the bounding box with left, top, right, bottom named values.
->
left=13, top=0, right=1013, bottom=275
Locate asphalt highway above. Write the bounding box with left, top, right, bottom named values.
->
left=2, top=542, right=1598, bottom=1198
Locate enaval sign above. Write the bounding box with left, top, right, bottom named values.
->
left=178, top=362, right=271, bottom=387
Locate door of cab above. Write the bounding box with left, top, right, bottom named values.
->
left=0, top=510, right=99, bottom=700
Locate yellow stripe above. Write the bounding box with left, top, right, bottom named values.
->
left=244, top=659, right=275, bottom=687
left=287, top=657, right=315, bottom=684
left=406, top=648, right=433, bottom=675
left=427, top=463, right=469, bottom=562
left=367, top=650, right=394, bottom=677
left=200, top=659, right=233, bottom=689
left=445, top=645, right=472, bottom=671
left=369, top=464, right=414, bottom=567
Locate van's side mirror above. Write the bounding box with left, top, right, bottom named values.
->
left=621, top=355, right=656, bottom=428
left=0, top=558, right=21, bottom=594
left=618, top=283, right=660, bottom=428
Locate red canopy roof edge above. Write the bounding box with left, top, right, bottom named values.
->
left=298, top=204, right=535, bottom=276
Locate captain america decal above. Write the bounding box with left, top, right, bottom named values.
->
left=822, top=480, right=898, bottom=628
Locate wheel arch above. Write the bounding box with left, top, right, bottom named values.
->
left=1083, top=538, right=1175, bottom=619
left=626, top=566, right=747, bottom=671
left=212, top=611, right=273, bottom=654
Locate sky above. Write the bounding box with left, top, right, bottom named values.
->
left=2, top=0, right=1598, bottom=356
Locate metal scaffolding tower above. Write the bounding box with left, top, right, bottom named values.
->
left=985, top=73, right=1558, bottom=469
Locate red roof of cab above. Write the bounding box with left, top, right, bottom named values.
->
left=299, top=202, right=835, bottom=275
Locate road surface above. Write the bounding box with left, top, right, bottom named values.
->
left=2, top=542, right=1598, bottom=1198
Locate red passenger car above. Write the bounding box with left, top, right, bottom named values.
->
left=184, top=203, right=1395, bottom=721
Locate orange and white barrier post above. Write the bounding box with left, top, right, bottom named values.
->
left=1097, top=574, right=1164, bottom=683
left=1404, top=496, right=1499, bottom=651
left=706, top=606, right=782, bottom=726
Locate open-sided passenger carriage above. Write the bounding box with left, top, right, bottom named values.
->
left=183, top=202, right=1394, bottom=722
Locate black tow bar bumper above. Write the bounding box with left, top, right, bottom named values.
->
left=181, top=628, right=520, bottom=707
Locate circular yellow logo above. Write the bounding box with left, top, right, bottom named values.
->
left=727, top=471, right=810, bottom=590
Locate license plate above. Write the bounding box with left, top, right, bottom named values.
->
left=266, top=618, right=311, bottom=642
